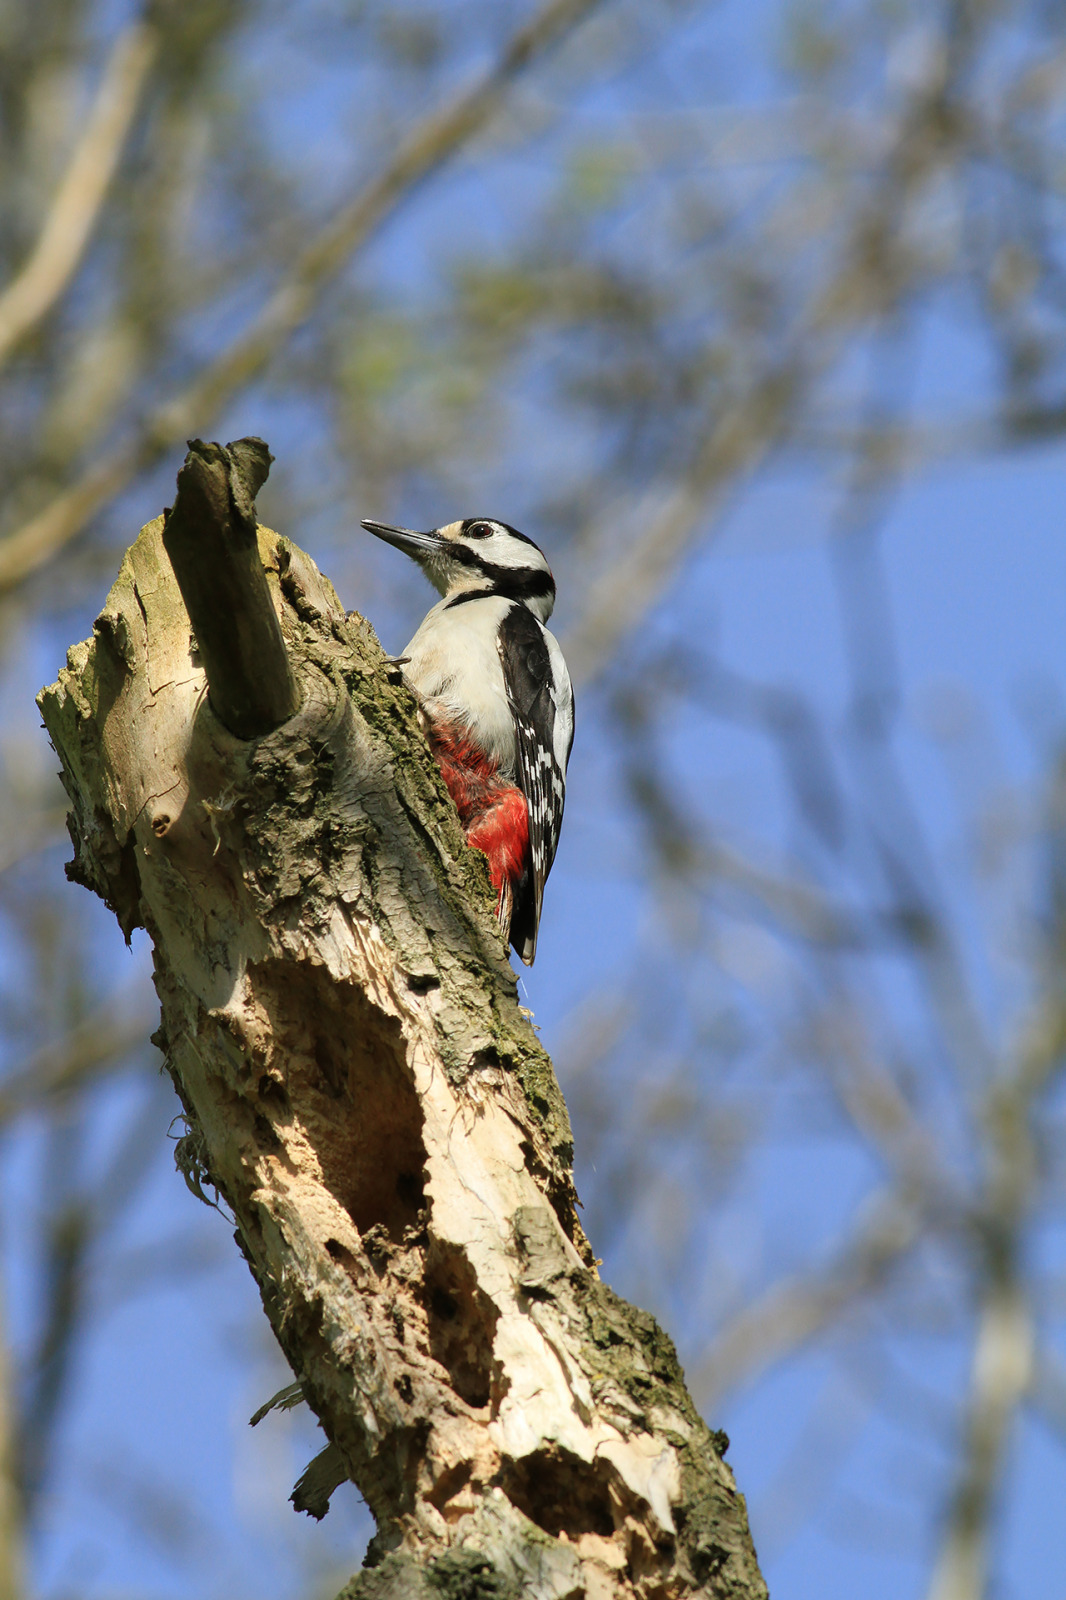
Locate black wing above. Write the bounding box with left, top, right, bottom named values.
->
left=497, top=604, right=566, bottom=965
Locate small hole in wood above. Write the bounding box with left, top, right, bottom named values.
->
left=245, top=960, right=428, bottom=1242
left=499, top=1447, right=616, bottom=1540
left=325, top=1237, right=359, bottom=1275
left=422, top=1242, right=499, bottom=1410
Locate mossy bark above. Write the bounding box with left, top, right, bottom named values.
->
left=37, top=516, right=767, bottom=1600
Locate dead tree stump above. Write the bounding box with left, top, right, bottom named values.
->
left=37, top=441, right=767, bottom=1600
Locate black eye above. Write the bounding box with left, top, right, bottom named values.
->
left=466, top=520, right=493, bottom=539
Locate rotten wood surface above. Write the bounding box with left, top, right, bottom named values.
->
left=37, top=484, right=767, bottom=1599
left=161, top=436, right=300, bottom=738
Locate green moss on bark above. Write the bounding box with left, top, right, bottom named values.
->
left=39, top=516, right=768, bottom=1600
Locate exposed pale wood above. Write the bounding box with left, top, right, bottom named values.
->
left=38, top=506, right=767, bottom=1599
left=0, top=20, right=158, bottom=370
left=161, top=437, right=300, bottom=739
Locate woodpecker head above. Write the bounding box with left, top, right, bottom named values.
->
left=361, top=517, right=556, bottom=622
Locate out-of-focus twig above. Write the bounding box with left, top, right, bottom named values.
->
left=614, top=680, right=882, bottom=946
left=809, top=1001, right=963, bottom=1215
left=0, top=1282, right=23, bottom=1600
left=693, top=1191, right=920, bottom=1409
left=0, top=992, right=155, bottom=1124
left=18, top=1125, right=89, bottom=1512
left=0, top=20, right=158, bottom=370
left=0, top=812, right=67, bottom=878
left=926, top=991, right=1066, bottom=1600
left=1026, top=1349, right=1066, bottom=1440
left=563, top=7, right=979, bottom=692
left=0, top=0, right=603, bottom=597
left=926, top=1275, right=1032, bottom=1600
left=19, top=1074, right=168, bottom=1512
left=0, top=449, right=140, bottom=595
left=562, top=366, right=798, bottom=687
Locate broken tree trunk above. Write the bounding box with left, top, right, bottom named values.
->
left=37, top=441, right=767, bottom=1600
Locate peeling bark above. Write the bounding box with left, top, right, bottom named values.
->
left=37, top=507, right=767, bottom=1600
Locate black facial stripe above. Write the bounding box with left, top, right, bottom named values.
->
left=451, top=544, right=553, bottom=591
left=459, top=548, right=551, bottom=586
left=448, top=542, right=480, bottom=567
left=480, top=566, right=555, bottom=603
left=443, top=568, right=556, bottom=608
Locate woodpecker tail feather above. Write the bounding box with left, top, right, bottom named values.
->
left=506, top=876, right=538, bottom=966
left=496, top=876, right=514, bottom=941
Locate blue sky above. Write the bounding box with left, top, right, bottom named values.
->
left=17, top=370, right=1066, bottom=1600
left=10, top=2, right=1066, bottom=1596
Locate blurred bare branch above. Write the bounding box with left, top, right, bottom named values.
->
left=18, top=1067, right=169, bottom=1511
left=0, top=813, right=67, bottom=878
left=0, top=0, right=604, bottom=597
left=694, top=1191, right=921, bottom=1410
left=0, top=19, right=158, bottom=370
left=0, top=1287, right=22, bottom=1600
left=4, top=0, right=1066, bottom=1589
left=0, top=990, right=155, bottom=1124
left=563, top=366, right=798, bottom=687
left=927, top=1277, right=1033, bottom=1600
left=927, top=983, right=1066, bottom=1600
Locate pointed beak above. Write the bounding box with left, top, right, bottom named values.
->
left=361, top=519, right=443, bottom=561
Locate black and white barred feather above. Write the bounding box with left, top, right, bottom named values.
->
left=497, top=604, right=572, bottom=960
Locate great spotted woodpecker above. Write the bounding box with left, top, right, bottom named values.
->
left=361, top=516, right=574, bottom=965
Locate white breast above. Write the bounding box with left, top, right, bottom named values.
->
left=401, top=594, right=518, bottom=774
